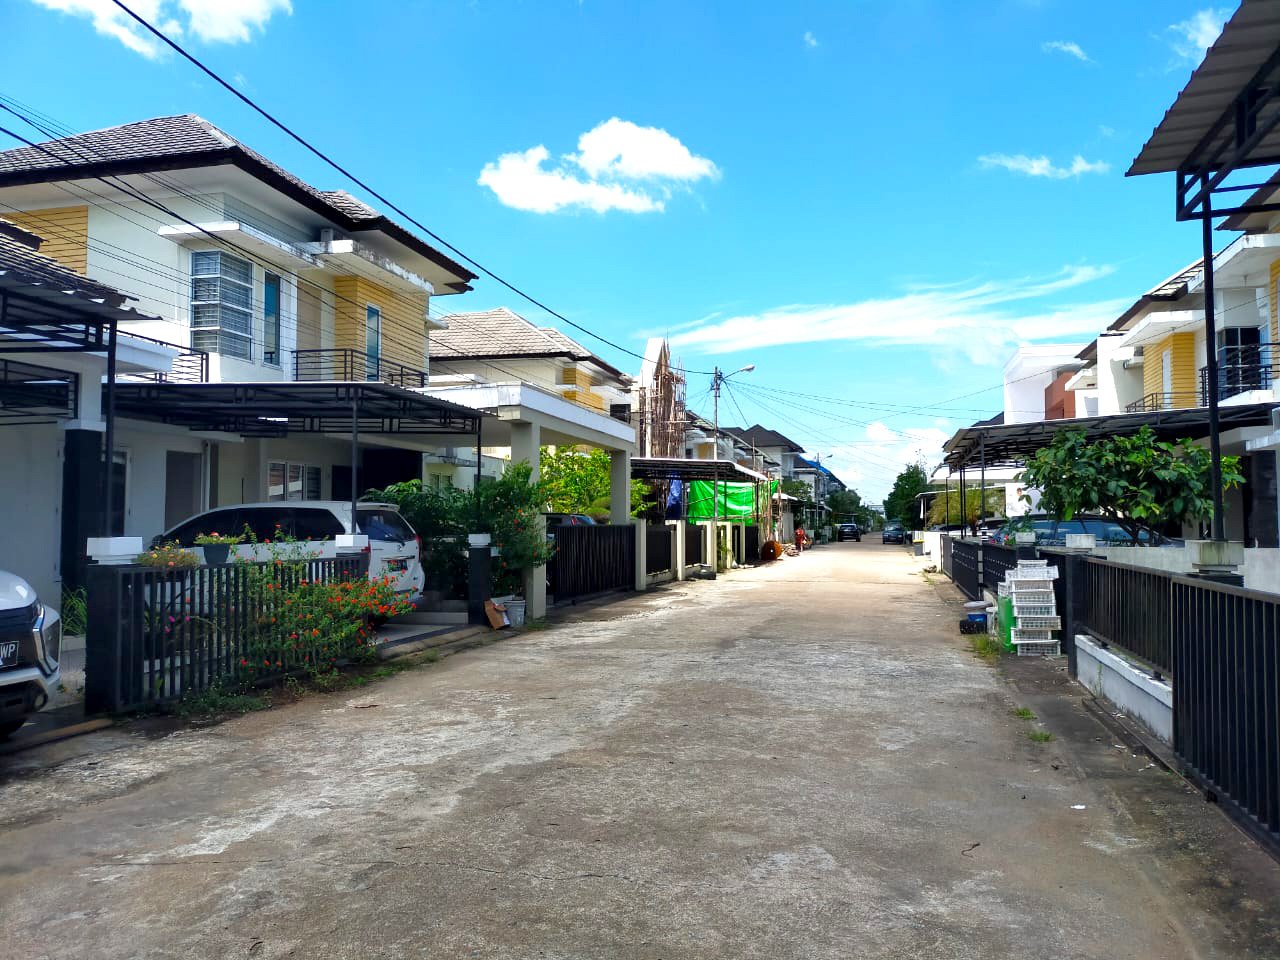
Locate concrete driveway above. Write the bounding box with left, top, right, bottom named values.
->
left=3, top=542, right=1279, bottom=959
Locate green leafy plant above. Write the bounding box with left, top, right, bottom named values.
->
left=1018, top=426, right=1244, bottom=544
left=1011, top=707, right=1036, bottom=720
left=928, top=487, right=1005, bottom=530
left=137, top=541, right=200, bottom=570
left=884, top=462, right=930, bottom=526
left=60, top=586, right=87, bottom=636
left=363, top=480, right=470, bottom=594
left=193, top=531, right=245, bottom=546
left=539, top=446, right=651, bottom=520
left=1028, top=729, right=1055, bottom=743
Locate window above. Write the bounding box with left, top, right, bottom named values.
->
left=263, top=272, right=281, bottom=366
left=267, top=461, right=322, bottom=501
left=356, top=508, right=416, bottom=543
left=191, top=251, right=253, bottom=360
left=293, top=508, right=344, bottom=541
left=365, top=304, right=381, bottom=379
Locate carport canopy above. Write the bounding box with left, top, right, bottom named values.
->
left=942, top=403, right=1276, bottom=471
left=630, top=456, right=769, bottom=483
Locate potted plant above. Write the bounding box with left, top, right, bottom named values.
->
left=194, top=531, right=244, bottom=566
left=137, top=541, right=201, bottom=571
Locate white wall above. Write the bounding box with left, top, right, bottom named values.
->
left=0, top=425, right=63, bottom=607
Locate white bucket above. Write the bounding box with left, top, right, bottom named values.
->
left=505, top=599, right=527, bottom=627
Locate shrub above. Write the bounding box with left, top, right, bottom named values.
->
left=137, top=541, right=200, bottom=569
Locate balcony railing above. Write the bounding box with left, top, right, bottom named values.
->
left=293, top=348, right=428, bottom=388
left=121, top=331, right=209, bottom=383
left=1124, top=391, right=1204, bottom=412
left=1198, top=343, right=1277, bottom=403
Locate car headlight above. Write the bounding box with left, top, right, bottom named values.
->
left=31, top=602, right=61, bottom=675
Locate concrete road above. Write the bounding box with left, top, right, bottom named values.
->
left=3, top=543, right=1279, bottom=959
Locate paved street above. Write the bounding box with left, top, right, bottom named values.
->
left=3, top=543, right=1280, bottom=959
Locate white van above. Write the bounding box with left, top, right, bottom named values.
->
left=156, top=501, right=425, bottom=600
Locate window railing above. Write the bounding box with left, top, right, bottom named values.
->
left=119, top=331, right=210, bottom=383
left=293, top=348, right=428, bottom=388
left=1124, top=391, right=1204, bottom=413
left=1198, top=343, right=1278, bottom=402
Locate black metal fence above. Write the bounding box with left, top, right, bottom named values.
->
left=84, top=554, right=368, bottom=714
left=744, top=525, right=761, bottom=565
left=548, top=524, right=636, bottom=603
left=951, top=539, right=981, bottom=600
left=982, top=542, right=1019, bottom=591
left=685, top=522, right=704, bottom=565
left=1172, top=575, right=1280, bottom=849
left=1078, top=558, right=1173, bottom=675
left=940, top=533, right=954, bottom=579
left=646, top=524, right=674, bottom=576
left=293, top=348, right=429, bottom=388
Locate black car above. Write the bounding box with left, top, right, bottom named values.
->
left=837, top=523, right=861, bottom=542
left=882, top=522, right=906, bottom=544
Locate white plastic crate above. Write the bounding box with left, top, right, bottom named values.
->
left=1015, top=559, right=1050, bottom=570
left=1015, top=640, right=1060, bottom=657
left=1011, top=627, right=1055, bottom=643
left=1013, top=604, right=1054, bottom=619
left=997, top=582, right=1012, bottom=597
left=1010, top=583, right=1055, bottom=596
left=1015, top=615, right=1061, bottom=630
left=1008, top=567, right=1058, bottom=580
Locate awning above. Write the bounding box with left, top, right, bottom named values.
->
left=110, top=380, right=486, bottom=439
left=1114, top=310, right=1202, bottom=349
left=943, top=402, right=1276, bottom=470
left=630, top=456, right=769, bottom=483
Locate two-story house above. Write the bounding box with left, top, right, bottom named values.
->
left=0, top=114, right=483, bottom=542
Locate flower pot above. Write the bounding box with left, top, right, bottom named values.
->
left=505, top=599, right=527, bottom=627
left=202, top=543, right=231, bottom=566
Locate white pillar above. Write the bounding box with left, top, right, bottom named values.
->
left=511, top=421, right=547, bottom=619
left=634, top=518, right=648, bottom=591
left=668, top=520, right=685, bottom=581
left=609, top=448, right=631, bottom=523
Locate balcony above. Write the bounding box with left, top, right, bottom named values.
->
left=122, top=332, right=209, bottom=383
left=1199, top=344, right=1277, bottom=404
left=1125, top=391, right=1204, bottom=412
left=293, top=348, right=428, bottom=389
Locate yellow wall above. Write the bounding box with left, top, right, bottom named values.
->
left=1143, top=332, right=1197, bottom=407
left=562, top=388, right=606, bottom=411
left=5, top=206, right=88, bottom=274
left=1270, top=260, right=1280, bottom=344
left=332, top=275, right=427, bottom=371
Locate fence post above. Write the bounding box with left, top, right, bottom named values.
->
left=669, top=520, right=685, bottom=581
left=466, top=533, right=492, bottom=625
left=634, top=519, right=648, bottom=592
left=1058, top=553, right=1086, bottom=680
left=84, top=562, right=123, bottom=715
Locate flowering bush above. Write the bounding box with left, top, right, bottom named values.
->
left=238, top=574, right=413, bottom=682
left=137, top=541, right=200, bottom=569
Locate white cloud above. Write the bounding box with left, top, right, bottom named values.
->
left=26, top=0, right=290, bottom=57
left=803, top=31, right=818, bottom=49
left=1168, top=8, right=1229, bottom=64
left=978, top=153, right=1110, bottom=179
left=1042, top=40, right=1090, bottom=62
left=478, top=118, right=718, bottom=214
left=668, top=265, right=1128, bottom=365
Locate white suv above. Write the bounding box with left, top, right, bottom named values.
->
left=0, top=571, right=61, bottom=739
left=156, top=502, right=426, bottom=600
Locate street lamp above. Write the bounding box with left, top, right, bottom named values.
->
left=711, top=364, right=755, bottom=551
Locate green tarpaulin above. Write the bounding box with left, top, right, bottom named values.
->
left=687, top=480, right=777, bottom=522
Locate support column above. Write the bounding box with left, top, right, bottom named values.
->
left=669, top=520, right=685, bottom=581
left=633, top=518, right=648, bottom=591
left=510, top=421, right=546, bottom=619
left=609, top=448, right=631, bottom=524
left=62, top=427, right=104, bottom=592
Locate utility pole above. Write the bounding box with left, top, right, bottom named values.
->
left=711, top=364, right=755, bottom=559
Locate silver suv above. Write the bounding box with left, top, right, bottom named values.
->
left=0, top=571, right=61, bottom=739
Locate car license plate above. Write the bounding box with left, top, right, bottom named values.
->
left=386, top=558, right=408, bottom=573
left=0, top=641, right=18, bottom=667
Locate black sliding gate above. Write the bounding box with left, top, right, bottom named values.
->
left=548, top=524, right=636, bottom=603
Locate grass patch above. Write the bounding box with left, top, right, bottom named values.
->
left=968, top=633, right=1002, bottom=663
left=1027, top=729, right=1055, bottom=743
left=1011, top=707, right=1036, bottom=720
left=523, top=618, right=551, bottom=631
left=420, top=648, right=441, bottom=663
left=178, top=686, right=270, bottom=718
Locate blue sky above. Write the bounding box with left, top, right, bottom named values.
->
left=3, top=1, right=1233, bottom=499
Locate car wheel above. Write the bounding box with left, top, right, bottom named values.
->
left=0, top=719, right=26, bottom=740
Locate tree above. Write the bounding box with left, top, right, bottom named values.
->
left=539, top=446, right=651, bottom=520
left=1018, top=426, right=1243, bottom=544
left=780, top=479, right=813, bottom=502
left=826, top=488, right=863, bottom=522
left=883, top=462, right=929, bottom=526
left=927, top=487, right=1004, bottom=530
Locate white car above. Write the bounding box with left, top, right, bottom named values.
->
left=156, top=501, right=426, bottom=600
left=0, top=571, right=61, bottom=739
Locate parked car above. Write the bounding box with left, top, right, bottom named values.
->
left=837, top=523, right=861, bottom=542
left=156, top=501, right=425, bottom=598
left=882, top=522, right=906, bottom=544
left=0, top=570, right=61, bottom=739
left=987, top=514, right=1177, bottom=547
left=544, top=513, right=598, bottom=526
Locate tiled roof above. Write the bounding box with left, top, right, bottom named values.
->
left=0, top=115, right=476, bottom=286
left=432, top=307, right=626, bottom=379
left=0, top=218, right=125, bottom=304
left=727, top=424, right=805, bottom=453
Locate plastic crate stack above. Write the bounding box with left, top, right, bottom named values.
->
left=1006, top=559, right=1061, bottom=656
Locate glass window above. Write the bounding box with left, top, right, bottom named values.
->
left=268, top=461, right=323, bottom=502
left=292, top=508, right=344, bottom=541
left=191, top=251, right=253, bottom=360
left=263, top=272, right=281, bottom=366
left=241, top=507, right=294, bottom=542
left=365, top=304, right=381, bottom=379
left=357, top=508, right=415, bottom=543
left=305, top=466, right=322, bottom=501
